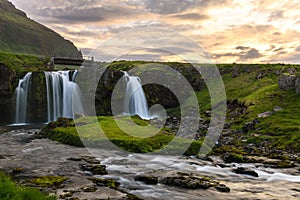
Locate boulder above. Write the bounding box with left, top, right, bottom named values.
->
left=258, top=111, right=272, bottom=118
left=233, top=167, right=259, bottom=177
left=216, top=184, right=231, bottom=193
left=278, top=74, right=296, bottom=90
left=134, top=175, right=158, bottom=185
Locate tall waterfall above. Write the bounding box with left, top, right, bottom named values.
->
left=44, top=70, right=84, bottom=122
left=123, top=72, right=150, bottom=119
left=15, top=72, right=32, bottom=124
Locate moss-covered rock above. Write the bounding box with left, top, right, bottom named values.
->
left=27, top=176, right=67, bottom=187
left=88, top=177, right=120, bottom=189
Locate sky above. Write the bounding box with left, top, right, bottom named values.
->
left=8, top=0, right=300, bottom=63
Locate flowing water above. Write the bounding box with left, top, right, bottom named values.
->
left=95, top=153, right=300, bottom=200
left=44, top=70, right=84, bottom=122
left=14, top=72, right=32, bottom=124
left=123, top=72, right=150, bottom=119
left=0, top=129, right=299, bottom=200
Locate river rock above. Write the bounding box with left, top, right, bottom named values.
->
left=215, top=184, right=231, bottom=193
left=278, top=74, right=296, bottom=90
left=80, top=164, right=108, bottom=175
left=134, top=175, right=158, bottom=185
left=233, top=167, right=259, bottom=177
left=160, top=175, right=219, bottom=189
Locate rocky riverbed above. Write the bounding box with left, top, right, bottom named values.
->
left=0, top=129, right=300, bottom=200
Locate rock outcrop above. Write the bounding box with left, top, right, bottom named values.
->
left=0, top=63, right=18, bottom=123
left=278, top=74, right=296, bottom=90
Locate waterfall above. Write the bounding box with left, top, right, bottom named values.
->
left=123, top=72, right=150, bottom=119
left=44, top=70, right=84, bottom=122
left=15, top=72, right=32, bottom=124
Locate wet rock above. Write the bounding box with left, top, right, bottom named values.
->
left=134, top=175, right=158, bottom=185
left=233, top=167, right=259, bottom=177
left=81, top=156, right=101, bottom=164
left=88, top=177, right=120, bottom=189
left=278, top=74, right=296, bottom=90
left=82, top=186, right=97, bottom=192
left=80, top=164, right=108, bottom=175
left=160, top=175, right=218, bottom=189
left=59, top=191, right=74, bottom=199
left=216, top=184, right=230, bottom=193
left=67, top=157, right=82, bottom=162
left=258, top=111, right=273, bottom=118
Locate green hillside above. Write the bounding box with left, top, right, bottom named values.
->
left=0, top=0, right=82, bottom=58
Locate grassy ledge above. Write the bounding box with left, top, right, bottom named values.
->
left=0, top=171, right=56, bottom=200
left=40, top=116, right=203, bottom=156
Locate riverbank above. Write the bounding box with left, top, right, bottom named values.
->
left=1, top=129, right=299, bottom=200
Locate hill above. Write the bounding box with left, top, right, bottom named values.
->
left=0, top=0, right=82, bottom=58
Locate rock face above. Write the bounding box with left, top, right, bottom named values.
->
left=0, top=63, right=17, bottom=97
left=295, top=77, right=300, bottom=94
left=94, top=62, right=205, bottom=116
left=278, top=74, right=296, bottom=90
left=0, top=63, right=17, bottom=123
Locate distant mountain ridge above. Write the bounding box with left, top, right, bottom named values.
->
left=0, top=0, right=82, bottom=58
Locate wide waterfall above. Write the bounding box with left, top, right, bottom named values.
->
left=123, top=72, right=150, bottom=119
left=15, top=72, right=32, bottom=124
left=44, top=70, right=84, bottom=122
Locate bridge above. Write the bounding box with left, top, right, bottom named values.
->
left=51, top=57, right=94, bottom=66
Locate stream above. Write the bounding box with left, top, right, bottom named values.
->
left=0, top=129, right=300, bottom=200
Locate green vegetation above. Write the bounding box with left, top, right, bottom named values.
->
left=40, top=62, right=300, bottom=160
left=0, top=52, right=48, bottom=73
left=0, top=171, right=56, bottom=200
left=198, top=64, right=300, bottom=154
left=40, top=116, right=203, bottom=156
left=0, top=0, right=81, bottom=57
left=27, top=176, right=67, bottom=187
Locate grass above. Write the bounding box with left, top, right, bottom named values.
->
left=0, top=2, right=81, bottom=58
left=197, top=64, right=300, bottom=153
left=0, top=171, right=56, bottom=200
left=0, top=52, right=48, bottom=73
left=41, top=116, right=203, bottom=156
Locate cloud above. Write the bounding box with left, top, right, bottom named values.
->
left=268, top=10, right=284, bottom=21
left=236, top=46, right=250, bottom=50
left=295, top=46, right=300, bottom=52
left=136, top=0, right=232, bottom=14
left=273, top=47, right=284, bottom=52
left=239, top=49, right=262, bottom=60
left=34, top=5, right=143, bottom=23
left=171, top=13, right=209, bottom=21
